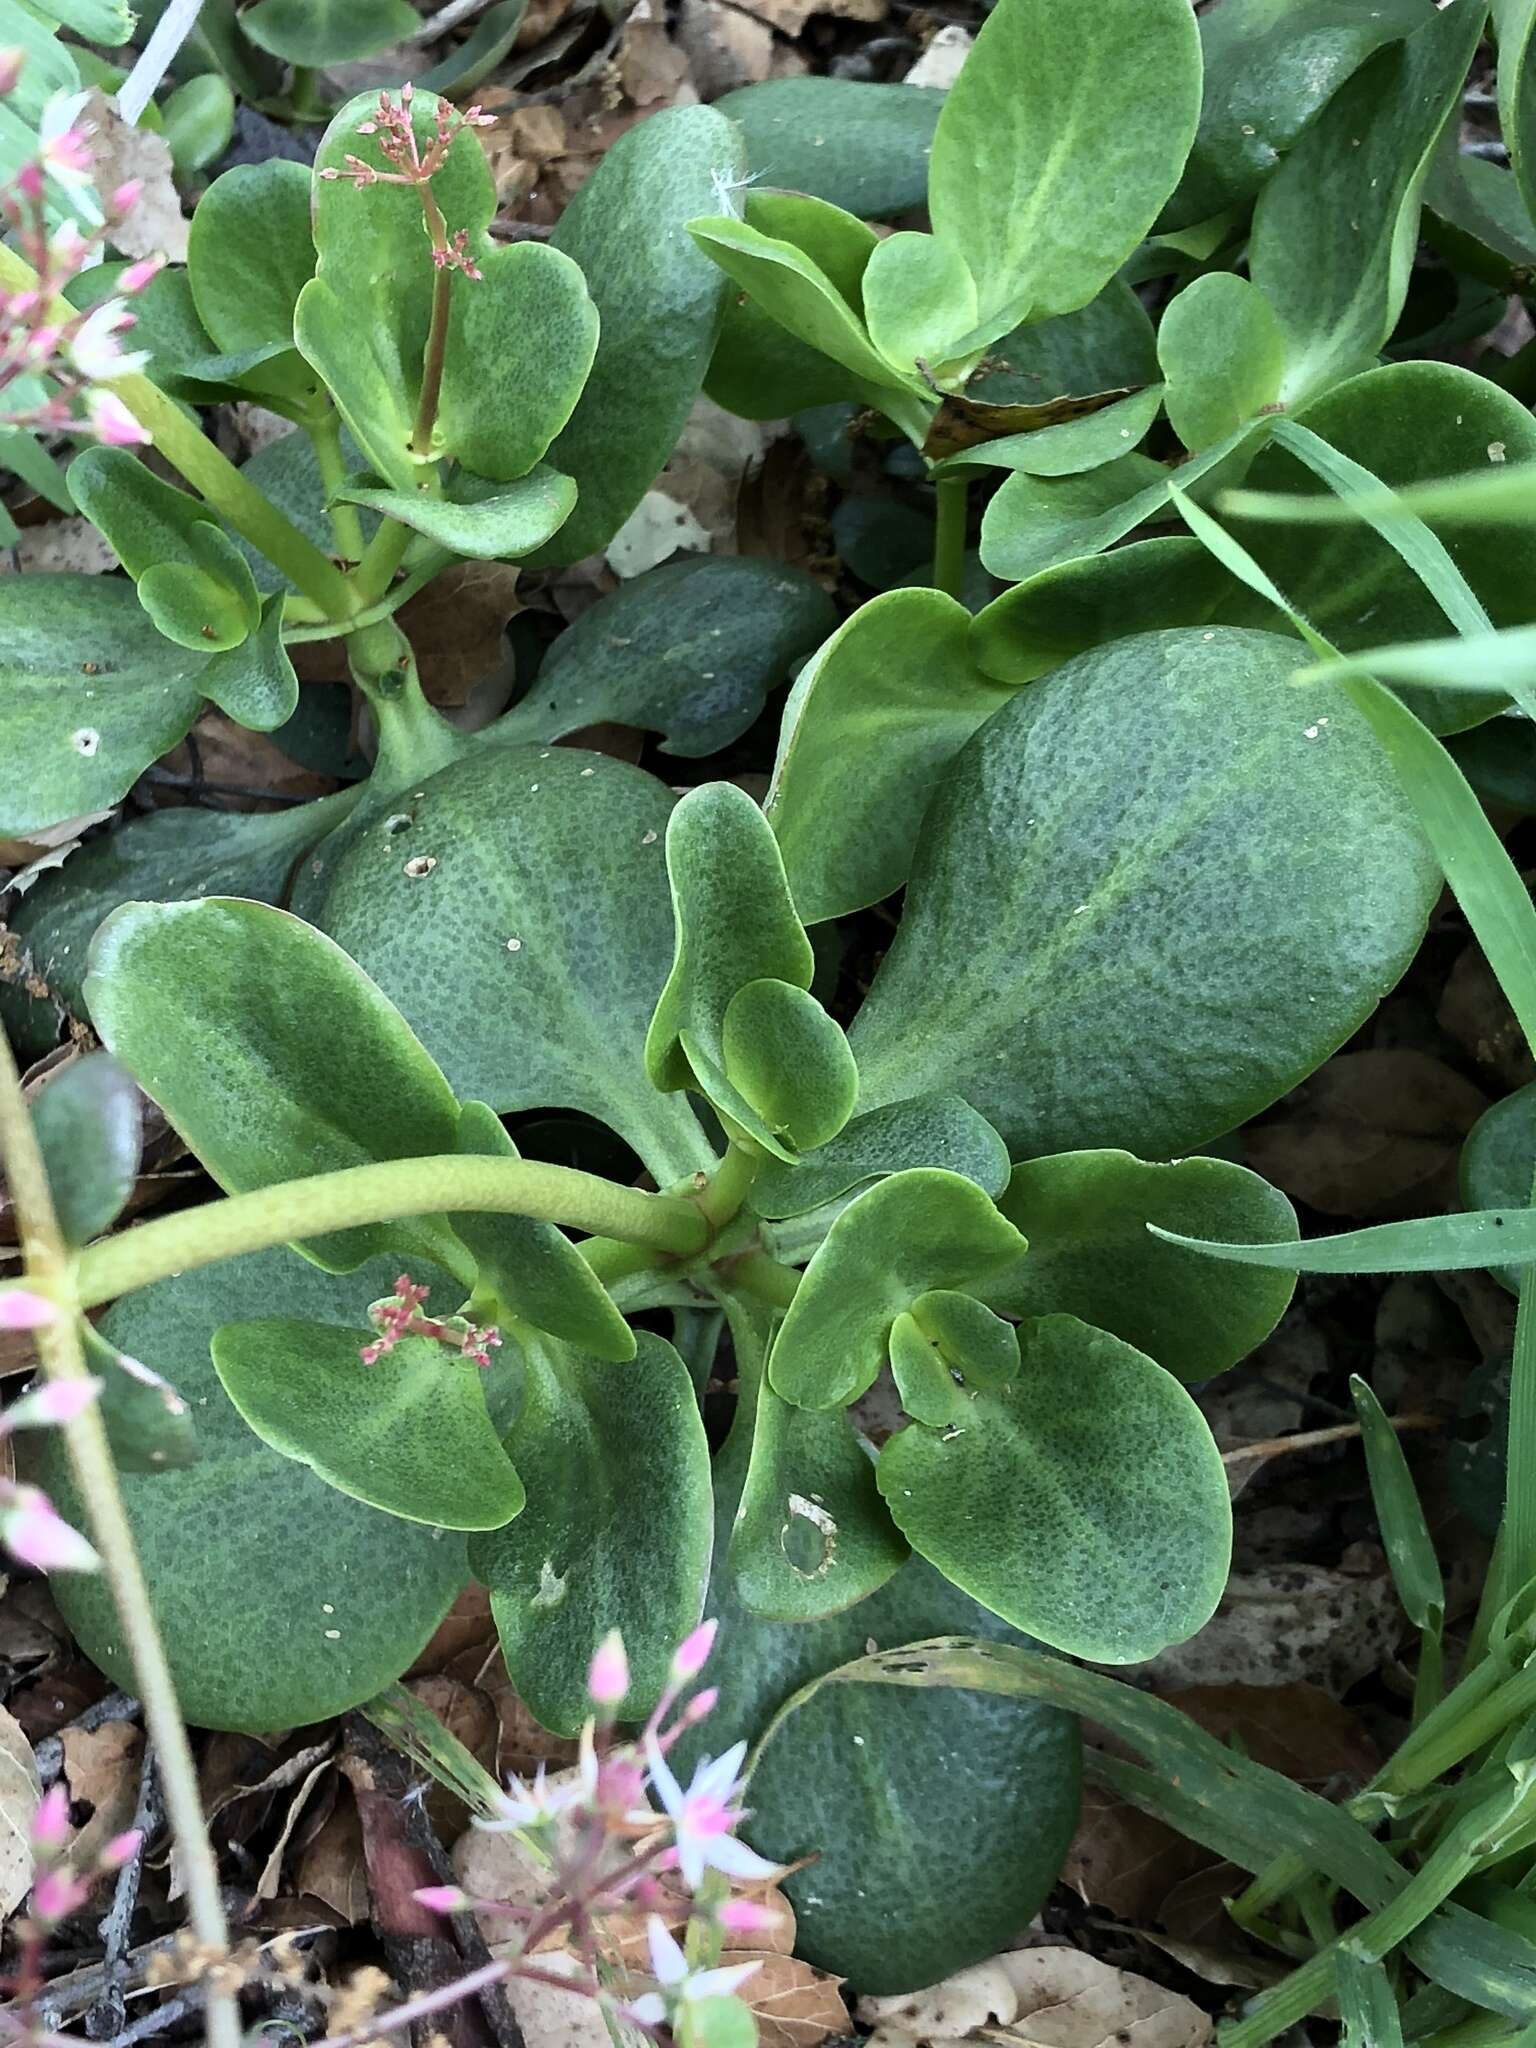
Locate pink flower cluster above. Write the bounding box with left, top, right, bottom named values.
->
left=317, top=83, right=495, bottom=280
left=27, top=1780, right=142, bottom=1926
left=0, top=1290, right=100, bottom=1574
left=0, top=53, right=161, bottom=445
left=414, top=1621, right=783, bottom=2040
left=360, top=1274, right=502, bottom=1369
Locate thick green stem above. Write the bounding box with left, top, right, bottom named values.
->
left=695, top=1142, right=760, bottom=1232
left=74, top=1155, right=709, bottom=1309
left=308, top=407, right=366, bottom=565
left=727, top=1252, right=803, bottom=1313
left=353, top=516, right=417, bottom=609
left=0, top=245, right=355, bottom=619
left=932, top=474, right=969, bottom=600
left=412, top=188, right=454, bottom=459
left=0, top=1034, right=240, bottom=2048
left=346, top=618, right=465, bottom=784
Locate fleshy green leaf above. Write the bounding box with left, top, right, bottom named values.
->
left=468, top=1332, right=711, bottom=1735
left=890, top=1291, right=1020, bottom=1425
left=21, top=1250, right=468, bottom=1733
left=84, top=898, right=463, bottom=1273
left=312, top=745, right=713, bottom=1188
left=721, top=979, right=857, bottom=1155
left=450, top=1102, right=635, bottom=1361
left=862, top=232, right=979, bottom=377
left=240, top=0, right=420, bottom=63
left=767, top=587, right=1012, bottom=924
left=726, top=1299, right=906, bottom=1620
left=334, top=466, right=576, bottom=560
left=186, top=161, right=315, bottom=360
left=877, top=1314, right=1231, bottom=1661
left=1158, top=274, right=1285, bottom=453
left=495, top=556, right=835, bottom=759
left=714, top=77, right=944, bottom=219
left=30, top=1053, right=141, bottom=1248
left=978, top=451, right=1170, bottom=583
left=1225, top=360, right=1536, bottom=733
left=980, top=1150, right=1297, bottom=1382
left=927, top=0, right=1201, bottom=330
left=849, top=627, right=1439, bottom=1160
left=968, top=537, right=1229, bottom=686
left=1461, top=1082, right=1536, bottom=1292
left=0, top=575, right=207, bottom=837
left=213, top=1321, right=524, bottom=1530
left=162, top=74, right=236, bottom=176
left=930, top=386, right=1165, bottom=481
left=1248, top=0, right=1485, bottom=403
left=195, top=594, right=299, bottom=732
left=0, top=788, right=360, bottom=1050
left=675, top=1398, right=1080, bottom=1995
left=646, top=782, right=815, bottom=1157
left=750, top=1096, right=1010, bottom=1223
left=299, top=92, right=597, bottom=489
left=1162, top=0, right=1427, bottom=230
left=770, top=1169, right=1027, bottom=1411
left=1495, top=0, right=1536, bottom=228
left=530, top=107, right=743, bottom=565
left=137, top=549, right=254, bottom=655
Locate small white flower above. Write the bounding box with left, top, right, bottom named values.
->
left=68, top=299, right=147, bottom=381
left=646, top=1916, right=762, bottom=2005
left=476, top=1763, right=582, bottom=1832
left=645, top=1735, right=780, bottom=1891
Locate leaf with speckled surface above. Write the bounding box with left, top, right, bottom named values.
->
left=526, top=107, right=743, bottom=566
left=849, top=627, right=1439, bottom=1161
left=313, top=744, right=713, bottom=1187
left=0, top=575, right=208, bottom=838
left=20, top=1249, right=469, bottom=1733
left=85, top=897, right=463, bottom=1273
left=981, top=1149, right=1297, bottom=1381
left=770, top=1170, right=1027, bottom=1411
left=213, top=1320, right=525, bottom=1529
left=669, top=1402, right=1079, bottom=1994
left=469, top=1332, right=711, bottom=1735
left=877, top=1313, right=1231, bottom=1662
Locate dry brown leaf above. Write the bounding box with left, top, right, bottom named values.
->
left=1110, top=1553, right=1402, bottom=1695
left=1061, top=1783, right=1205, bottom=1924
left=0, top=1703, right=41, bottom=1921
left=159, top=709, right=340, bottom=808
left=860, top=1949, right=1212, bottom=2048
left=1244, top=1049, right=1488, bottom=1217
left=397, top=561, right=521, bottom=708
left=60, top=1721, right=141, bottom=1865
left=1439, top=942, right=1536, bottom=1089
left=730, top=0, right=881, bottom=37
left=1137, top=1862, right=1290, bottom=1993
left=256, top=1755, right=333, bottom=1901
left=0, top=810, right=115, bottom=887
left=676, top=0, right=774, bottom=95
left=296, top=1787, right=370, bottom=1924
left=407, top=1583, right=497, bottom=1677
left=732, top=1950, right=847, bottom=2048
left=619, top=0, right=695, bottom=105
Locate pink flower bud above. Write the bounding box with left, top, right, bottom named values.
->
left=32, top=1782, right=71, bottom=1852
left=4, top=1378, right=102, bottom=1431
left=0, top=48, right=27, bottom=96
left=671, top=1618, right=718, bottom=1683
left=31, top=1868, right=89, bottom=1923
left=587, top=1630, right=630, bottom=1709
left=0, top=1288, right=58, bottom=1331
left=98, top=1830, right=143, bottom=1871
left=110, top=179, right=143, bottom=214
left=716, top=1898, right=774, bottom=1936
left=3, top=1489, right=100, bottom=1573
left=119, top=255, right=162, bottom=295
left=15, top=163, right=42, bottom=200
left=412, top=1885, right=467, bottom=1914
left=42, top=130, right=92, bottom=176
left=84, top=389, right=149, bottom=448
left=677, top=1686, right=719, bottom=1728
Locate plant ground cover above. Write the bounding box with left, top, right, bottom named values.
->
left=6, top=3, right=1536, bottom=2046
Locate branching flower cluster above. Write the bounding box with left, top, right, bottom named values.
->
left=0, top=52, right=161, bottom=446
left=409, top=1622, right=781, bottom=2048
left=360, top=1274, right=502, bottom=1369
left=5, top=1779, right=143, bottom=2027
left=317, top=82, right=495, bottom=279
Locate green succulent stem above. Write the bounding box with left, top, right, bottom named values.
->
left=73, top=1155, right=711, bottom=1310
left=694, top=1140, right=761, bottom=1232
left=0, top=244, right=356, bottom=621
left=726, top=1251, right=803, bottom=1312
left=353, top=514, right=418, bottom=608
left=345, top=618, right=466, bottom=784
left=932, top=474, right=969, bottom=600
left=307, top=406, right=366, bottom=565
left=0, top=1034, right=241, bottom=2048
left=412, top=187, right=455, bottom=459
